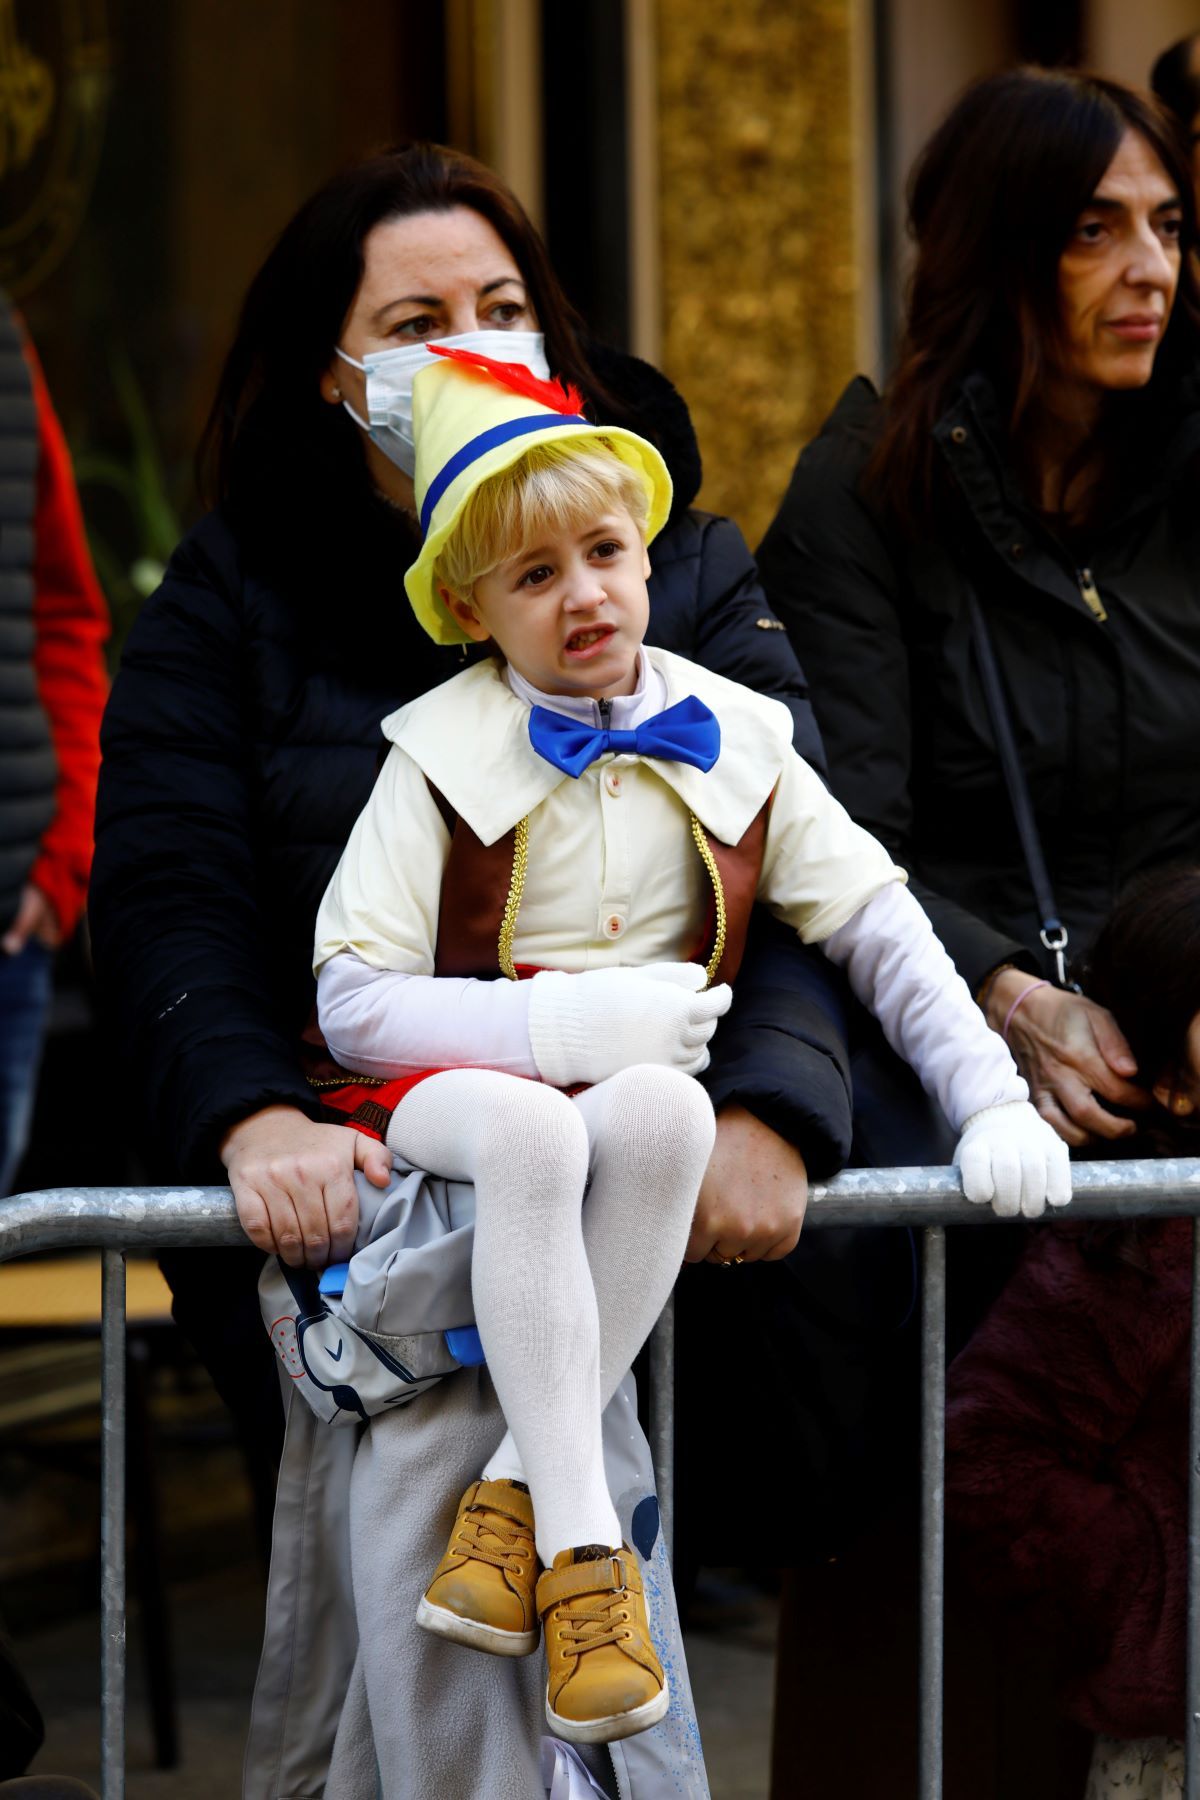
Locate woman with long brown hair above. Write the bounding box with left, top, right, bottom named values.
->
left=89, top=140, right=844, bottom=1795
left=96, top=143, right=833, bottom=1286
left=760, top=66, right=1200, bottom=1156
left=758, top=67, right=1200, bottom=1794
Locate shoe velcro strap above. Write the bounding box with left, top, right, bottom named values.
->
left=471, top=1479, right=536, bottom=1529
left=613, top=1550, right=642, bottom=1594
left=537, top=1557, right=624, bottom=1612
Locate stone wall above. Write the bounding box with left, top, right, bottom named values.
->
left=655, top=0, right=864, bottom=549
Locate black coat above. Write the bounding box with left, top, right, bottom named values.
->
left=0, top=296, right=55, bottom=928
left=757, top=373, right=1200, bottom=994
left=91, top=349, right=854, bottom=1182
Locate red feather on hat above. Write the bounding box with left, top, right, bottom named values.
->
left=428, top=344, right=586, bottom=417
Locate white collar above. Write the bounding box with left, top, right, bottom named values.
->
left=382, top=646, right=794, bottom=847
left=503, top=652, right=666, bottom=729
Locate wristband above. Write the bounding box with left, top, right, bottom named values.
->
left=1002, top=979, right=1050, bottom=1044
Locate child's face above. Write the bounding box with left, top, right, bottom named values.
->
left=440, top=505, right=651, bottom=698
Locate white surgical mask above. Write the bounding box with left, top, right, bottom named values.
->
left=335, top=329, right=550, bottom=477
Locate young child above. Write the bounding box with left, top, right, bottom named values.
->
left=313, top=347, right=1070, bottom=1747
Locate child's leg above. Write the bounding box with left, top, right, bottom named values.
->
left=387, top=1068, right=619, bottom=1563
left=576, top=1066, right=716, bottom=1400
left=484, top=1065, right=716, bottom=1505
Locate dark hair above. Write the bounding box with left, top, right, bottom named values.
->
left=1151, top=33, right=1200, bottom=128
left=1082, top=867, right=1200, bottom=1097
left=868, top=68, right=1200, bottom=530
left=197, top=141, right=620, bottom=510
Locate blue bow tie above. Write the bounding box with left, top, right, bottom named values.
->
left=528, top=694, right=721, bottom=780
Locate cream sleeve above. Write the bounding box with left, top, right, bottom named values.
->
left=757, top=748, right=906, bottom=943
left=313, top=745, right=450, bottom=976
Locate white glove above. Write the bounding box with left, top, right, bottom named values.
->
left=953, top=1099, right=1072, bottom=1219
left=527, top=963, right=732, bottom=1087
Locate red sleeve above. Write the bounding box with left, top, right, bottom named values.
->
left=23, top=338, right=110, bottom=940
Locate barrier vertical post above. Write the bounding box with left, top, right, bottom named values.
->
left=918, top=1225, right=946, bottom=1800
left=100, top=1249, right=127, bottom=1800
left=1187, top=1219, right=1200, bottom=1800
left=649, top=1292, right=676, bottom=1559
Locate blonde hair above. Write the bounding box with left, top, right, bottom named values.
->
left=433, top=439, right=650, bottom=602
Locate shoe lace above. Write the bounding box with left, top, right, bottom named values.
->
left=556, top=1591, right=632, bottom=1660
left=456, top=1509, right=531, bottom=1573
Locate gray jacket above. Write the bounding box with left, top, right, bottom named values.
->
left=246, top=1165, right=710, bottom=1800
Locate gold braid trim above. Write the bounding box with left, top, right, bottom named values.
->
left=306, top=1075, right=390, bottom=1090
left=690, top=814, right=726, bottom=989
left=498, top=815, right=531, bottom=981
left=495, top=811, right=722, bottom=986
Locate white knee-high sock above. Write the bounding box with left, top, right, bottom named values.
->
left=387, top=1069, right=621, bottom=1564
left=484, top=1066, right=716, bottom=1510
left=578, top=1066, right=716, bottom=1398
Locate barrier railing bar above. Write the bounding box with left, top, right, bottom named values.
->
left=918, top=1226, right=946, bottom=1800
left=0, top=1188, right=247, bottom=1261
left=1189, top=1219, right=1200, bottom=1800
left=100, top=1250, right=126, bottom=1800
left=4, top=1160, right=1200, bottom=1262
left=3, top=1157, right=1199, bottom=1800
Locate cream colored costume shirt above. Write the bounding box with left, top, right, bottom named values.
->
left=315, top=647, right=902, bottom=979
left=315, top=647, right=1028, bottom=1129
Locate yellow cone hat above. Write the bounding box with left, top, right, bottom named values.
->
left=404, top=347, right=674, bottom=645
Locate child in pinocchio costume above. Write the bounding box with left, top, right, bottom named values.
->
left=314, top=347, right=1071, bottom=1746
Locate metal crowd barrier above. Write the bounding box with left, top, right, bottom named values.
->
left=4, top=1160, right=1200, bottom=1800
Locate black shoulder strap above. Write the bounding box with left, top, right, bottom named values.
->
left=965, top=582, right=1076, bottom=988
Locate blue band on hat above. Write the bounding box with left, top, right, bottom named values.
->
left=420, top=412, right=590, bottom=536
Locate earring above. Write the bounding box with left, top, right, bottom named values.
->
left=331, top=384, right=343, bottom=400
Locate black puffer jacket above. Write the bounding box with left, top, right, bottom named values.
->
left=91, top=348, right=853, bottom=1180
left=0, top=296, right=55, bottom=927
left=757, top=373, right=1200, bottom=994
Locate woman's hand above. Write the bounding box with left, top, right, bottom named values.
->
left=220, top=1105, right=393, bottom=1267
left=983, top=970, right=1150, bottom=1147
left=2, top=884, right=61, bottom=954
left=685, top=1103, right=808, bottom=1264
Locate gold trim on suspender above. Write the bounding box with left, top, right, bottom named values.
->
left=495, top=810, right=726, bottom=987
left=498, top=815, right=531, bottom=980
left=690, top=814, right=726, bottom=987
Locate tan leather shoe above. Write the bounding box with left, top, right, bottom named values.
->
left=537, top=1546, right=669, bottom=1743
left=416, top=1478, right=540, bottom=1655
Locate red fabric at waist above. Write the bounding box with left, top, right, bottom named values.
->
left=315, top=1069, right=446, bottom=1142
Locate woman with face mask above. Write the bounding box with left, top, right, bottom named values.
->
left=757, top=68, right=1200, bottom=1795
left=92, top=143, right=844, bottom=1279
left=88, top=142, right=850, bottom=1795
